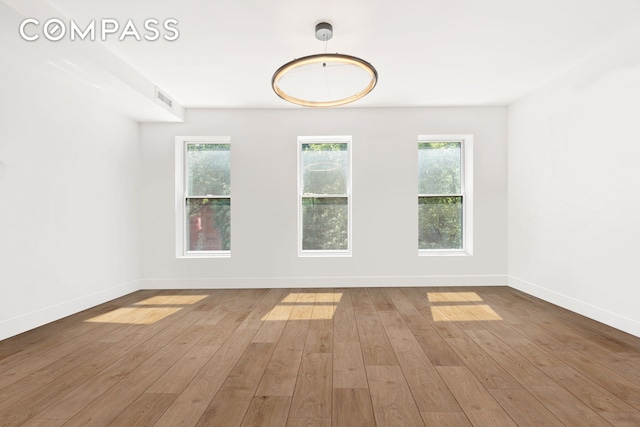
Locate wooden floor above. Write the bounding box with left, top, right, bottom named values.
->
left=2, top=287, right=640, bottom=426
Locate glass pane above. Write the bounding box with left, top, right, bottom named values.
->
left=302, top=143, right=347, bottom=195
left=302, top=197, right=348, bottom=251
left=187, top=144, right=230, bottom=196
left=187, top=198, right=230, bottom=251
left=418, top=142, right=461, bottom=194
left=418, top=196, right=462, bottom=250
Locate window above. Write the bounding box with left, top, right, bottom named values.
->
left=418, top=135, right=473, bottom=255
left=298, top=136, right=351, bottom=256
left=175, top=136, right=230, bottom=257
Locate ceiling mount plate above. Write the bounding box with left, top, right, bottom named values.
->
left=315, top=22, right=333, bottom=41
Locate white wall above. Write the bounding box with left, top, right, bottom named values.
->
left=140, top=107, right=507, bottom=289
left=0, top=43, right=141, bottom=340
left=508, top=27, right=640, bottom=336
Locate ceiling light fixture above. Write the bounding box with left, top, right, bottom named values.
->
left=272, top=22, right=378, bottom=108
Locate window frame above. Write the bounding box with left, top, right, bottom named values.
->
left=175, top=136, right=231, bottom=258
left=418, top=134, right=473, bottom=256
left=298, top=135, right=352, bottom=257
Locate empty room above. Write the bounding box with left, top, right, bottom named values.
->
left=2, top=0, right=640, bottom=425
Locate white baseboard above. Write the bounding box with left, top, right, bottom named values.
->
left=140, top=275, right=508, bottom=290
left=508, top=276, right=640, bottom=338
left=0, top=280, right=140, bottom=341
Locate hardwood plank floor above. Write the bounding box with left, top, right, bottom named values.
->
left=2, top=287, right=640, bottom=426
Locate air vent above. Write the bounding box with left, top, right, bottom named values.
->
left=155, top=88, right=173, bottom=108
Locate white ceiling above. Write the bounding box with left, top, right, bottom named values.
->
left=14, top=0, right=640, bottom=108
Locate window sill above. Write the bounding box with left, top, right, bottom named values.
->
left=419, top=250, right=471, bottom=257
left=299, top=251, right=352, bottom=258
left=178, top=251, right=231, bottom=259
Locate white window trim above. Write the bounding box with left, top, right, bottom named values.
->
left=175, top=136, right=231, bottom=258
left=418, top=134, right=473, bottom=257
left=298, top=135, right=352, bottom=257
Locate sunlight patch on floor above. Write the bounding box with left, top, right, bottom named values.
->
left=431, top=304, right=502, bottom=322
left=311, top=304, right=338, bottom=320
left=86, top=307, right=183, bottom=324
left=280, top=293, right=300, bottom=303
left=261, top=292, right=343, bottom=321
left=427, top=292, right=483, bottom=303
left=288, top=304, right=314, bottom=321
left=133, top=295, right=209, bottom=305
left=86, top=294, right=210, bottom=324
left=263, top=303, right=296, bottom=321
left=314, top=292, right=340, bottom=303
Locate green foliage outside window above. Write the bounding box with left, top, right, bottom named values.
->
left=419, top=142, right=463, bottom=250
left=302, top=198, right=348, bottom=250
left=418, top=197, right=462, bottom=250
left=301, top=142, right=349, bottom=251
left=187, top=144, right=231, bottom=196
left=186, top=144, right=231, bottom=251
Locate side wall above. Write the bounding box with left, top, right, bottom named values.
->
left=140, top=107, right=508, bottom=289
left=0, top=37, right=141, bottom=340
left=508, top=27, right=640, bottom=336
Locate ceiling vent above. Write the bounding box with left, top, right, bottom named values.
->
left=155, top=87, right=173, bottom=108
